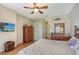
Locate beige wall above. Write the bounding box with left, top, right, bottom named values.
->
left=33, top=21, right=43, bottom=40
left=69, top=4, right=79, bottom=36
left=50, top=15, right=71, bottom=35
left=0, top=5, right=32, bottom=52
left=17, top=14, right=32, bottom=44
left=0, top=5, right=17, bottom=52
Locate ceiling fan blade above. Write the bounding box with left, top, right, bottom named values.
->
left=38, top=10, right=43, bottom=14
left=31, top=11, right=34, bottom=14
left=39, top=6, right=48, bottom=9
left=24, top=6, right=33, bottom=9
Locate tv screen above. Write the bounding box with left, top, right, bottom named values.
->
left=0, top=22, right=15, bottom=32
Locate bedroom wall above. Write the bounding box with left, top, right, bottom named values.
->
left=0, top=5, right=32, bottom=52
left=17, top=14, right=32, bottom=44
left=0, top=5, right=17, bottom=52
left=33, top=15, right=71, bottom=40
left=50, top=15, right=71, bottom=35
left=33, top=20, right=43, bottom=40
left=69, top=4, right=79, bottom=36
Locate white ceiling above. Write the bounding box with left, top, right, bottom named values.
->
left=1, top=3, right=75, bottom=20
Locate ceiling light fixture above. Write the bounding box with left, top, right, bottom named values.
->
left=34, top=8, right=38, bottom=12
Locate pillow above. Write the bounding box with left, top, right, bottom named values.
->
left=68, top=39, right=77, bottom=49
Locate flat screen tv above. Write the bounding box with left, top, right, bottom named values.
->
left=0, top=22, right=15, bottom=32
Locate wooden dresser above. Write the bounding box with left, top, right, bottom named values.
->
left=50, top=35, right=71, bottom=41
left=23, top=25, right=33, bottom=43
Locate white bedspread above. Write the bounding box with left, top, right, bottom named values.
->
left=17, top=39, right=76, bottom=55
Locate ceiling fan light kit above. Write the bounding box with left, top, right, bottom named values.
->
left=34, top=8, right=38, bottom=12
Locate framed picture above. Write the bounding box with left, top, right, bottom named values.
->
left=0, top=22, right=15, bottom=32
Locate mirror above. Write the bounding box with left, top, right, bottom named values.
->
left=54, top=23, right=65, bottom=35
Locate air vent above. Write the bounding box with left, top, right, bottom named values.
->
left=54, top=18, right=61, bottom=21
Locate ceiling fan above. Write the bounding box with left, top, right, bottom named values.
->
left=24, top=3, right=48, bottom=14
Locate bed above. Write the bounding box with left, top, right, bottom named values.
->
left=17, top=39, right=76, bottom=55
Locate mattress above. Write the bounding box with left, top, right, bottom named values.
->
left=17, top=39, right=76, bottom=55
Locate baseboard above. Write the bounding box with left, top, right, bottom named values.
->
left=17, top=43, right=23, bottom=46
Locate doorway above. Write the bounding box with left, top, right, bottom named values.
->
left=43, top=20, right=50, bottom=39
